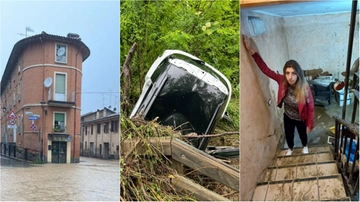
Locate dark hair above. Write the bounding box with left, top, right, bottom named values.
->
left=282, top=60, right=308, bottom=103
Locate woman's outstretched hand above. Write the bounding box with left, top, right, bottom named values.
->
left=242, top=35, right=255, bottom=55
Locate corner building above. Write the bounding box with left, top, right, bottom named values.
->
left=0, top=32, right=90, bottom=163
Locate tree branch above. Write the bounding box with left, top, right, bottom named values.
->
left=182, top=132, right=239, bottom=138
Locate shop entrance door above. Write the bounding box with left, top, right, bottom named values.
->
left=51, top=141, right=67, bottom=163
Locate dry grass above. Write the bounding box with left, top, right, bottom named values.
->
left=120, top=116, right=239, bottom=201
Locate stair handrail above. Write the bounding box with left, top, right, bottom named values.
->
left=332, top=115, right=359, bottom=198
left=333, top=115, right=359, bottom=137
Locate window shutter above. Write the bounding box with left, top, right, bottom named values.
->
left=55, top=74, right=65, bottom=94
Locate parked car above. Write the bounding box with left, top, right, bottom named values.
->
left=130, top=50, right=232, bottom=150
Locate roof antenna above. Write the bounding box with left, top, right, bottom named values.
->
left=17, top=26, right=34, bottom=37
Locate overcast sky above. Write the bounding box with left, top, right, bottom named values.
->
left=0, top=0, right=120, bottom=115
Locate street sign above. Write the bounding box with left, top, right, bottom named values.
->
left=30, top=124, right=36, bottom=131
left=8, top=110, right=16, bottom=119
left=28, top=115, right=39, bottom=120
left=7, top=125, right=17, bottom=129
left=8, top=110, right=17, bottom=126
left=9, top=119, right=16, bottom=125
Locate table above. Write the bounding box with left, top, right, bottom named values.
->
left=308, top=78, right=335, bottom=105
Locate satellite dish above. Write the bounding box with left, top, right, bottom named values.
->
left=44, top=77, right=52, bottom=88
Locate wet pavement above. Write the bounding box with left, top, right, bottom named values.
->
left=0, top=155, right=119, bottom=201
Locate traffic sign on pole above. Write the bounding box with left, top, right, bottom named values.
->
left=8, top=110, right=16, bottom=119
left=30, top=124, right=36, bottom=131
left=8, top=110, right=17, bottom=126
left=9, top=119, right=16, bottom=125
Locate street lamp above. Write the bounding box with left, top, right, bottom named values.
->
left=2, top=106, right=6, bottom=112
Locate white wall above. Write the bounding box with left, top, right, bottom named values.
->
left=283, top=12, right=359, bottom=80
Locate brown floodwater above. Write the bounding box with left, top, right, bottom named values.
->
left=0, top=156, right=119, bottom=201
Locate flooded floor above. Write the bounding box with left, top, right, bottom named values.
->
left=0, top=156, right=119, bottom=201
left=284, top=96, right=358, bottom=149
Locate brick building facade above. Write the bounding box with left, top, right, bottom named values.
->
left=0, top=32, right=90, bottom=163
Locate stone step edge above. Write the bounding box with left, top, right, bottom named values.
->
left=267, top=160, right=336, bottom=169
left=277, top=150, right=333, bottom=157
left=256, top=173, right=342, bottom=186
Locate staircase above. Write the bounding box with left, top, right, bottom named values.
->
left=252, top=145, right=350, bottom=201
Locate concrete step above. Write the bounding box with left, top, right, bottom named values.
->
left=252, top=146, right=349, bottom=201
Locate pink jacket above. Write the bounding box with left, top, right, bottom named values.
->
left=252, top=52, right=315, bottom=130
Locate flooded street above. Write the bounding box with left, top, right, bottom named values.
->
left=0, top=156, right=119, bottom=201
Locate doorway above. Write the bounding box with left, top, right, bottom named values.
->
left=90, top=142, right=94, bottom=157
left=51, top=141, right=67, bottom=163
left=104, top=143, right=109, bottom=159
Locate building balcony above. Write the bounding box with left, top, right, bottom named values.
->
left=48, top=100, right=75, bottom=108
left=53, top=125, right=66, bottom=133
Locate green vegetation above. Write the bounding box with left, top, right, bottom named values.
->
left=120, top=1, right=239, bottom=200
left=31, top=158, right=44, bottom=164
left=120, top=0, right=239, bottom=125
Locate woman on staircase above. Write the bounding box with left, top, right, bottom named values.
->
left=242, top=35, right=315, bottom=156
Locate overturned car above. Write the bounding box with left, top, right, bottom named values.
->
left=130, top=50, right=232, bottom=151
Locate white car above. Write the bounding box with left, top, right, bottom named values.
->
left=130, top=50, right=232, bottom=150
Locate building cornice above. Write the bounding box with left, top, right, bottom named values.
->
left=22, top=103, right=81, bottom=110
left=82, top=114, right=119, bottom=125
left=23, top=64, right=83, bottom=75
